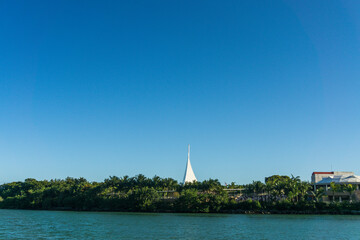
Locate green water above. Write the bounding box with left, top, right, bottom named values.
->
left=1, top=210, right=360, bottom=239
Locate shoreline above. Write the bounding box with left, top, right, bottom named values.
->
left=2, top=207, right=360, bottom=215
left=2, top=176, right=360, bottom=216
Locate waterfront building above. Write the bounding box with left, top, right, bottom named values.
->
left=311, top=171, right=360, bottom=202
left=311, top=171, right=354, bottom=185
left=318, top=175, right=360, bottom=188
left=312, top=171, right=360, bottom=189
left=183, top=144, right=197, bottom=184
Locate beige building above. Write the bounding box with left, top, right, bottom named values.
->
left=311, top=171, right=360, bottom=202
left=311, top=171, right=354, bottom=185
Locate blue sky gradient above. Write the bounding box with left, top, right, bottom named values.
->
left=1, top=0, right=360, bottom=184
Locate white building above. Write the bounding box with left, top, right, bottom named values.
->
left=183, top=144, right=197, bottom=184
left=311, top=171, right=354, bottom=184
left=312, top=171, right=360, bottom=191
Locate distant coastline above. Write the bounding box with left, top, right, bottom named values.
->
left=1, top=175, right=360, bottom=215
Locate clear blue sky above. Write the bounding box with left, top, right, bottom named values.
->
left=1, top=0, right=360, bottom=184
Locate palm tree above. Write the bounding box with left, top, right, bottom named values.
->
left=104, top=176, right=121, bottom=190
left=264, top=182, right=273, bottom=201
left=344, top=184, right=356, bottom=202
left=135, top=174, right=147, bottom=187
left=253, top=181, right=265, bottom=195
left=227, top=182, right=238, bottom=189
left=162, top=178, right=178, bottom=191
left=271, top=178, right=283, bottom=199
left=298, top=182, right=310, bottom=201
left=152, top=175, right=161, bottom=189
left=310, top=188, right=324, bottom=203
left=201, top=179, right=221, bottom=193
left=287, top=190, right=298, bottom=202
left=291, top=175, right=301, bottom=183
left=330, top=182, right=338, bottom=202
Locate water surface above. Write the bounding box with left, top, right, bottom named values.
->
left=1, top=209, right=359, bottom=239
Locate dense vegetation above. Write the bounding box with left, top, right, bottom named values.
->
left=1, top=174, right=360, bottom=214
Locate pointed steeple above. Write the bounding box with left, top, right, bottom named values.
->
left=183, top=144, right=197, bottom=184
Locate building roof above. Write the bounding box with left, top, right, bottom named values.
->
left=316, top=175, right=360, bottom=185
left=312, top=172, right=334, bottom=175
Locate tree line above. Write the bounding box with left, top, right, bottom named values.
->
left=1, top=174, right=360, bottom=214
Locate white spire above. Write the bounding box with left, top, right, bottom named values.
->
left=183, top=144, right=197, bottom=184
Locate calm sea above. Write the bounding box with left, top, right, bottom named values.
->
left=1, top=209, right=360, bottom=239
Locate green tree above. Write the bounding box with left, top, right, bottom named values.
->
left=130, top=187, right=159, bottom=211
left=330, top=182, right=340, bottom=202
left=310, top=188, right=324, bottom=203
left=177, top=189, right=201, bottom=212
left=344, top=184, right=356, bottom=202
